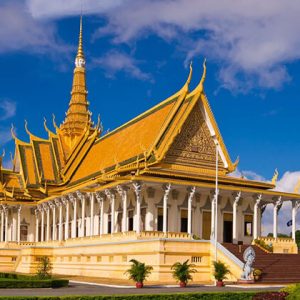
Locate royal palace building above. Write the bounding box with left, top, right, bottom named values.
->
left=0, top=18, right=300, bottom=283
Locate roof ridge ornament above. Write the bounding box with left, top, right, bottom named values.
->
left=271, top=168, right=279, bottom=185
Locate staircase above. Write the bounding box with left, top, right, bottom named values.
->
left=223, top=243, right=300, bottom=283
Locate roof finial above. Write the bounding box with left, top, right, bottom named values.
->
left=75, top=16, right=85, bottom=67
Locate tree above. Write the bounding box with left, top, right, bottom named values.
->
left=36, top=256, right=52, bottom=279
left=125, top=259, right=153, bottom=288
left=171, top=259, right=197, bottom=287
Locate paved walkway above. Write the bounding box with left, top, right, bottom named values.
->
left=0, top=282, right=284, bottom=297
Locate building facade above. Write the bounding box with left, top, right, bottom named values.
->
left=0, top=18, right=299, bottom=283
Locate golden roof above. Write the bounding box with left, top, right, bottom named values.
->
left=1, top=20, right=296, bottom=205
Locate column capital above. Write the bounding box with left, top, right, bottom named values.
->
left=42, top=203, right=49, bottom=212
left=54, top=198, right=62, bottom=207
left=187, top=186, right=196, bottom=201
left=274, top=196, right=283, bottom=210
left=292, top=200, right=300, bottom=210
left=162, top=183, right=171, bottom=194
left=233, top=191, right=242, bottom=205
left=117, top=185, right=129, bottom=197
left=61, top=196, right=68, bottom=206
left=49, top=201, right=56, bottom=210
left=17, top=205, right=22, bottom=214
left=68, top=193, right=76, bottom=205
left=76, top=191, right=86, bottom=202
left=133, top=182, right=142, bottom=196
left=95, top=191, right=105, bottom=203
left=255, top=194, right=262, bottom=205
left=105, top=189, right=115, bottom=200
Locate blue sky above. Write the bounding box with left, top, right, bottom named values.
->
left=1, top=0, right=300, bottom=233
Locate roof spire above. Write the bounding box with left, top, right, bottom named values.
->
left=75, top=16, right=85, bottom=68
left=59, top=16, right=98, bottom=145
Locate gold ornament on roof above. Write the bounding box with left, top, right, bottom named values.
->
left=271, top=168, right=279, bottom=185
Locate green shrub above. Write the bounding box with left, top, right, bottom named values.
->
left=0, top=278, right=68, bottom=289
left=171, top=259, right=197, bottom=284
left=125, top=259, right=153, bottom=283
left=0, top=292, right=257, bottom=299
left=212, top=260, right=231, bottom=281
left=36, top=256, right=52, bottom=279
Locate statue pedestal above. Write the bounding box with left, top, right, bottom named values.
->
left=237, top=279, right=255, bottom=284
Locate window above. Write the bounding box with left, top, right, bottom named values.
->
left=97, top=256, right=102, bottom=262
left=244, top=215, right=253, bottom=236
left=191, top=256, right=202, bottom=263
left=157, top=207, right=168, bottom=231
left=107, top=215, right=111, bottom=234
left=128, top=210, right=134, bottom=231
left=180, top=210, right=188, bottom=233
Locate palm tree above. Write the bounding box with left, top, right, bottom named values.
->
left=125, top=259, right=153, bottom=288
left=213, top=260, right=231, bottom=287
left=171, top=259, right=197, bottom=287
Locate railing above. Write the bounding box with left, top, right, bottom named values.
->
left=0, top=231, right=193, bottom=248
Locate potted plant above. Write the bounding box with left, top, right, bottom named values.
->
left=125, top=259, right=153, bottom=288
left=213, top=260, right=231, bottom=287
left=171, top=259, right=197, bottom=287
left=253, top=269, right=262, bottom=281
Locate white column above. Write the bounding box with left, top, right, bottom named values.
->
left=55, top=199, right=63, bottom=242
left=117, top=186, right=128, bottom=233
left=0, top=208, right=4, bottom=242
left=45, top=204, right=50, bottom=242
left=187, top=187, right=196, bottom=235
left=12, top=210, right=17, bottom=242
left=273, top=197, right=282, bottom=239
left=62, top=197, right=69, bottom=240
left=292, top=200, right=300, bottom=241
left=90, top=193, right=94, bottom=236
left=17, top=205, right=21, bottom=243
left=77, top=192, right=86, bottom=237
left=69, top=194, right=77, bottom=238
left=105, top=190, right=115, bottom=234
left=211, top=193, right=216, bottom=239
left=253, top=194, right=262, bottom=240
left=163, top=183, right=171, bottom=234
left=40, top=206, right=45, bottom=242
left=4, top=207, right=8, bottom=242
left=50, top=202, right=56, bottom=241
left=96, top=193, right=105, bottom=236
left=35, top=209, right=39, bottom=242
left=232, top=192, right=241, bottom=242
left=133, top=182, right=142, bottom=234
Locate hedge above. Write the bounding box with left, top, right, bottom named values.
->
left=0, top=292, right=258, bottom=300
left=0, top=279, right=69, bottom=289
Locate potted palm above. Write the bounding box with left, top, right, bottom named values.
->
left=125, top=259, right=153, bottom=288
left=213, top=260, right=231, bottom=287
left=171, top=259, right=197, bottom=287
left=253, top=269, right=262, bottom=281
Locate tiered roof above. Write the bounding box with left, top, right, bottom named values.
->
left=0, top=18, right=298, bottom=205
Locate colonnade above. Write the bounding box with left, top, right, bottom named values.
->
left=0, top=204, right=22, bottom=242
left=1, top=185, right=300, bottom=244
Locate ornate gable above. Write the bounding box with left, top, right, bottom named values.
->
left=164, top=103, right=225, bottom=172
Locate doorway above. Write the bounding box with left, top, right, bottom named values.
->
left=202, top=211, right=211, bottom=240
left=223, top=213, right=233, bottom=243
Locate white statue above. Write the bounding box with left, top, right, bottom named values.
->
left=241, top=246, right=255, bottom=280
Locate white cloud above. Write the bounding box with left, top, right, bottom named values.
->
left=92, top=50, right=152, bottom=81
left=27, top=0, right=300, bottom=91
left=229, top=168, right=266, bottom=182
left=27, top=0, right=122, bottom=19
left=0, top=127, right=13, bottom=147
left=0, top=1, right=70, bottom=55
left=0, top=100, right=16, bottom=121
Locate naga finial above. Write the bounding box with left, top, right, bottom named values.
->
left=271, top=168, right=279, bottom=185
